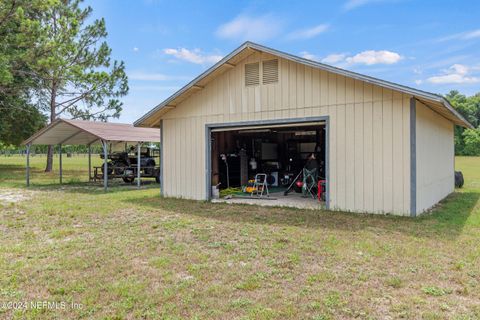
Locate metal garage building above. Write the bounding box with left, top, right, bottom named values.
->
left=135, top=42, right=472, bottom=216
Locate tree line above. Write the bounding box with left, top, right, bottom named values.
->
left=0, top=0, right=128, bottom=170
left=445, top=91, right=480, bottom=156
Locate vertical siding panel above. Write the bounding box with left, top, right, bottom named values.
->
left=267, top=83, right=274, bottom=112
left=328, top=104, right=337, bottom=209
left=165, top=120, right=171, bottom=196
left=297, top=64, right=305, bottom=116
left=189, top=118, right=194, bottom=199
left=289, top=61, right=297, bottom=117
left=345, top=103, right=355, bottom=211
left=229, top=70, right=235, bottom=115
left=320, top=71, right=328, bottom=106
left=173, top=119, right=179, bottom=197
left=312, top=69, right=320, bottom=107
left=200, top=117, right=205, bottom=199
left=354, top=80, right=364, bottom=103
left=185, top=118, right=192, bottom=198
left=305, top=67, right=312, bottom=108
left=328, top=73, right=336, bottom=106
left=354, top=104, right=364, bottom=211
left=163, top=120, right=170, bottom=196
left=289, top=61, right=297, bottom=108
left=260, top=63, right=268, bottom=112
left=392, top=93, right=404, bottom=213
left=214, top=79, right=221, bottom=115
left=173, top=119, right=178, bottom=197
left=345, top=78, right=355, bottom=104
left=167, top=120, right=173, bottom=197
left=234, top=69, right=241, bottom=122
left=336, top=104, right=346, bottom=210
left=193, top=117, right=200, bottom=199
left=281, top=59, right=289, bottom=111
left=312, top=69, right=320, bottom=114
left=181, top=118, right=186, bottom=197
left=337, top=75, right=346, bottom=105
left=254, top=86, right=261, bottom=114
left=364, top=83, right=373, bottom=102
left=354, top=80, right=364, bottom=211
left=403, top=95, right=411, bottom=214
left=320, top=70, right=328, bottom=107
left=274, top=77, right=281, bottom=118
left=373, top=86, right=383, bottom=212
left=223, top=74, right=229, bottom=121
left=305, top=67, right=312, bottom=116
left=247, top=87, right=254, bottom=115
left=382, top=88, right=393, bottom=213
left=363, top=100, right=374, bottom=212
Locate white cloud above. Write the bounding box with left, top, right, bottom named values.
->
left=321, top=53, right=348, bottom=64
left=462, top=29, right=480, bottom=40
left=437, top=29, right=480, bottom=42
left=216, top=14, right=283, bottom=41
left=301, top=50, right=402, bottom=67
left=300, top=51, right=320, bottom=61
left=414, top=79, right=423, bottom=85
left=133, top=47, right=139, bottom=52
left=345, top=50, right=402, bottom=65
left=163, top=48, right=223, bottom=65
left=412, top=68, right=422, bottom=75
left=287, top=24, right=329, bottom=40
left=129, top=71, right=191, bottom=81
left=427, top=64, right=480, bottom=84
left=343, top=0, right=397, bottom=10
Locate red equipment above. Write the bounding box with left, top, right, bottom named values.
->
left=317, top=179, right=327, bottom=201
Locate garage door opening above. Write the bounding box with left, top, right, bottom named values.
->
left=207, top=120, right=328, bottom=209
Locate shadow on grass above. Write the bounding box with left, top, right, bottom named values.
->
left=0, top=163, right=160, bottom=194
left=123, top=190, right=479, bottom=239
left=29, top=180, right=160, bottom=195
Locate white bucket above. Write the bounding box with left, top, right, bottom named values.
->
left=211, top=186, right=220, bottom=199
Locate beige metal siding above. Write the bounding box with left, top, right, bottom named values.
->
left=415, top=101, right=454, bottom=214
left=161, top=52, right=411, bottom=215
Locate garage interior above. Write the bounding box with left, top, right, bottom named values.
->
left=210, top=122, right=327, bottom=209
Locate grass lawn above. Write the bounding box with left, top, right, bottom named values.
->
left=0, top=155, right=479, bottom=319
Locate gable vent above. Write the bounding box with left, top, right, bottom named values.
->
left=245, top=62, right=260, bottom=86
left=262, top=59, right=279, bottom=84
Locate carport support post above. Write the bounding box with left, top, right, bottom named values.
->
left=137, top=142, right=141, bottom=188
left=59, top=144, right=63, bottom=184
left=102, top=140, right=108, bottom=191
left=26, top=143, right=31, bottom=187
left=88, top=144, right=92, bottom=182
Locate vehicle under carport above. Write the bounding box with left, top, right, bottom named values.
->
left=22, top=118, right=161, bottom=190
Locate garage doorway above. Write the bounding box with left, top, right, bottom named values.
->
left=206, top=117, right=329, bottom=209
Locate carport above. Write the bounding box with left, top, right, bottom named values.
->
left=23, top=118, right=161, bottom=190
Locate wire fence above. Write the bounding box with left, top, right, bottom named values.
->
left=0, top=151, right=99, bottom=157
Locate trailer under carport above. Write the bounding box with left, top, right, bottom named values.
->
left=22, top=118, right=161, bottom=190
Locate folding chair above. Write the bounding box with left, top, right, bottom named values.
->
left=251, top=173, right=269, bottom=197
left=302, top=168, right=318, bottom=198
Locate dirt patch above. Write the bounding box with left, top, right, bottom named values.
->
left=0, top=188, right=35, bottom=204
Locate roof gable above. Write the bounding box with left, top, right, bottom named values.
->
left=134, top=41, right=473, bottom=129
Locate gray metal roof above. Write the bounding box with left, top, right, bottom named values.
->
left=23, top=118, right=161, bottom=145
left=134, top=41, right=473, bottom=129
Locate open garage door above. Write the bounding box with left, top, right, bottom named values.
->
left=206, top=118, right=329, bottom=209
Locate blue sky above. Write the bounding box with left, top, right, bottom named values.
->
left=86, top=0, right=480, bottom=123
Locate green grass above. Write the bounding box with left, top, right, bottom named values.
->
left=0, top=155, right=479, bottom=319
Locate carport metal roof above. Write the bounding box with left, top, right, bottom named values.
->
left=23, top=118, right=160, bottom=145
